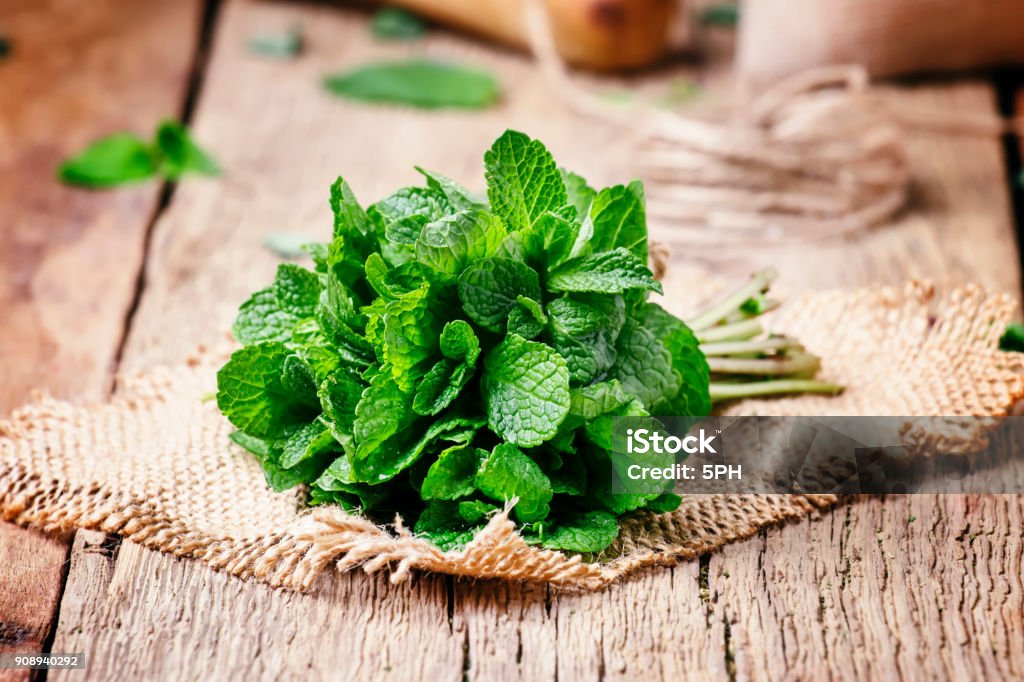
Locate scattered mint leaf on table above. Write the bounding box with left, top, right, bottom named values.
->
left=59, top=120, right=218, bottom=188
left=216, top=128, right=836, bottom=556
left=371, top=7, right=426, bottom=41
left=154, top=119, right=220, bottom=179
left=323, top=59, right=500, bottom=110
left=247, top=24, right=303, bottom=58
left=58, top=134, right=157, bottom=188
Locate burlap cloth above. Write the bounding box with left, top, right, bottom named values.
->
left=1, top=281, right=1022, bottom=591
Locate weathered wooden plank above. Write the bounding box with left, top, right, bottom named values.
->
left=47, top=1, right=1024, bottom=681
left=0, top=0, right=202, bottom=675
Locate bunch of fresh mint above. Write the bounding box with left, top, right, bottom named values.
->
left=217, top=130, right=837, bottom=554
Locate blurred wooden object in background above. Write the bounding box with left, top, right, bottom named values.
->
left=739, top=0, right=1024, bottom=82
left=389, top=0, right=679, bottom=70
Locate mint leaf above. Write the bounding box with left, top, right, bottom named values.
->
left=458, top=257, right=542, bottom=331
left=248, top=24, right=304, bottom=58
left=507, top=296, right=547, bottom=339
left=459, top=499, right=498, bottom=524
left=540, top=511, right=618, bottom=553
left=379, top=284, right=442, bottom=391
left=421, top=446, right=482, bottom=500
left=999, top=322, right=1024, bottom=352
left=548, top=248, right=662, bottom=295
left=58, top=133, right=157, bottom=188
left=483, top=334, right=570, bottom=447
left=279, top=420, right=336, bottom=469
left=217, top=343, right=314, bottom=439
left=371, top=7, right=426, bottom=40
left=560, top=169, right=596, bottom=221
left=273, top=263, right=320, bottom=317
left=484, top=130, right=568, bottom=233
left=475, top=443, right=553, bottom=522
left=371, top=186, right=451, bottom=245
left=323, top=59, right=500, bottom=110
left=154, top=120, right=220, bottom=179
left=416, top=167, right=482, bottom=211
left=416, top=209, right=506, bottom=277
left=413, top=321, right=480, bottom=416
left=589, top=181, right=647, bottom=260
left=637, top=302, right=711, bottom=416
left=609, top=319, right=681, bottom=411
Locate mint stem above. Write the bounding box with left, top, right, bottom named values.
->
left=700, top=335, right=802, bottom=357
left=707, top=351, right=820, bottom=376
left=709, top=379, right=844, bottom=401
left=696, top=319, right=763, bottom=343
left=688, top=268, right=777, bottom=332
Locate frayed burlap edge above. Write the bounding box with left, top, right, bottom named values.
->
left=1, top=281, right=1023, bottom=592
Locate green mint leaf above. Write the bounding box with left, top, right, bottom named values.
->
left=416, top=167, right=483, bottom=211
left=415, top=502, right=480, bottom=551
left=353, top=370, right=412, bottom=463
left=637, top=302, right=711, bottom=416
left=458, top=499, right=498, bottom=524
left=483, top=334, right=570, bottom=447
left=507, top=296, right=547, bottom=339
left=217, top=342, right=314, bottom=439
left=371, top=7, right=426, bottom=41
left=371, top=186, right=451, bottom=245
left=247, top=24, right=303, bottom=58
left=999, top=322, right=1024, bottom=352
left=58, top=133, right=157, bottom=188
left=360, top=415, right=483, bottom=484
left=329, top=178, right=377, bottom=253
left=279, top=420, right=336, bottom=469
left=228, top=431, right=271, bottom=458
left=547, top=247, right=662, bottom=295
left=415, top=209, right=506, bottom=277
left=412, top=321, right=480, bottom=416
left=647, top=493, right=683, bottom=513
left=609, top=319, right=681, bottom=410
left=458, top=257, right=542, bottom=331
left=421, top=446, right=482, bottom=500
left=475, top=443, right=553, bottom=522
left=380, top=284, right=442, bottom=391
left=154, top=120, right=220, bottom=180
left=540, top=511, right=618, bottom=553
left=273, top=263, right=321, bottom=317
left=560, top=168, right=596, bottom=221
left=318, top=369, right=364, bottom=437
left=484, top=130, right=567, bottom=234
left=546, top=297, right=620, bottom=385
left=589, top=181, right=647, bottom=261
left=323, top=59, right=500, bottom=110
left=233, top=287, right=298, bottom=345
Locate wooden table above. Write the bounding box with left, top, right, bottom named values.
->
left=2, top=1, right=1023, bottom=680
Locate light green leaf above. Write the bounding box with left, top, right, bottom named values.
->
left=484, top=130, right=567, bottom=233
left=324, top=59, right=500, bottom=110
left=547, top=248, right=662, bottom=295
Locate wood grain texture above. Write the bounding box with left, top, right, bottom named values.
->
left=0, top=0, right=202, bottom=675
left=41, top=1, right=1024, bottom=680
